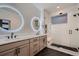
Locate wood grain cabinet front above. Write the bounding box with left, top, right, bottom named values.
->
left=30, top=38, right=39, bottom=56
left=39, top=36, right=47, bottom=51
left=0, top=39, right=30, bottom=56
left=39, top=37, right=44, bottom=51
left=43, top=36, right=47, bottom=48
left=0, top=44, right=30, bottom=56
left=0, top=48, right=17, bottom=56
left=0, top=35, right=47, bottom=56
left=18, top=44, right=29, bottom=56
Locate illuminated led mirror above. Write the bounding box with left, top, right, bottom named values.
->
left=0, top=5, right=24, bottom=32
left=31, top=17, right=40, bottom=33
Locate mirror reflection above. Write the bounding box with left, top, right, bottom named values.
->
left=31, top=17, right=40, bottom=33
left=0, top=7, right=20, bottom=31
left=33, top=19, right=40, bottom=30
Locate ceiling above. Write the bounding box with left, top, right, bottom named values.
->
left=34, top=3, right=77, bottom=14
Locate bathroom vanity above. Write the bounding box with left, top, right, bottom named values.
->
left=0, top=34, right=47, bottom=56
left=0, top=5, right=47, bottom=56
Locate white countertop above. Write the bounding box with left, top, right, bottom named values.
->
left=0, top=34, right=46, bottom=46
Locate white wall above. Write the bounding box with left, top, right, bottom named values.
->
left=0, top=3, right=40, bottom=35
left=47, top=4, right=79, bottom=48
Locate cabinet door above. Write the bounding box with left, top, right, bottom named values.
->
left=43, top=36, right=47, bottom=48
left=30, top=41, right=39, bottom=56
left=39, top=38, right=44, bottom=51
left=18, top=44, right=29, bottom=56
left=39, top=36, right=47, bottom=51
left=0, top=49, right=16, bottom=56
left=30, top=43, right=34, bottom=56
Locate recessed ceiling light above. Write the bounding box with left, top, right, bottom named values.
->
left=57, top=6, right=60, bottom=9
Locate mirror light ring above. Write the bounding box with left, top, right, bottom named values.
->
left=31, top=17, right=40, bottom=33
left=0, top=5, right=24, bottom=32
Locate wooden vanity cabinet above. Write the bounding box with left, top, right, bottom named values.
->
left=0, top=48, right=16, bottom=56
left=18, top=44, right=29, bottom=56
left=29, top=37, right=40, bottom=56
left=30, top=35, right=47, bottom=56
left=0, top=39, right=30, bottom=56
left=43, top=35, right=47, bottom=48
left=0, top=35, right=47, bottom=56
left=39, top=37, right=44, bottom=51
left=39, top=35, right=47, bottom=51
left=0, top=44, right=30, bottom=56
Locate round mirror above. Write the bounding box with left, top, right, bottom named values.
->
left=31, top=17, right=40, bottom=33
left=0, top=5, right=24, bottom=32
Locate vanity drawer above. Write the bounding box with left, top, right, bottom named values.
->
left=39, top=35, right=47, bottom=50
left=0, top=48, right=16, bottom=56
left=30, top=37, right=39, bottom=43
left=0, top=39, right=29, bottom=53
left=30, top=41, right=39, bottom=56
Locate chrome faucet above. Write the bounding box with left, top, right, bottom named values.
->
left=5, top=32, right=17, bottom=39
